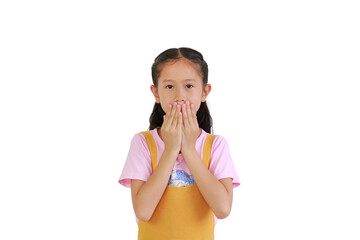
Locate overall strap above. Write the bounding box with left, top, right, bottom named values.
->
left=141, top=131, right=157, bottom=172
left=203, top=134, right=216, bottom=169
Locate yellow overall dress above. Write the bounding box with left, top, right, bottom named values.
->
left=138, top=131, right=216, bottom=240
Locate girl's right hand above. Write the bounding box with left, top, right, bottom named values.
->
left=160, top=102, right=182, bottom=155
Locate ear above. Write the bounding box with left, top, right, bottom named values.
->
left=201, top=84, right=211, bottom=102
left=150, top=85, right=161, bottom=103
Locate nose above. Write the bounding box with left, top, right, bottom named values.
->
left=175, top=88, right=186, bottom=105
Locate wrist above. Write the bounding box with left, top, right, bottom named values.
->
left=181, top=145, right=197, bottom=156
left=163, top=148, right=180, bottom=159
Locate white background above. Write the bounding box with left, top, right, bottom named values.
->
left=1, top=0, right=359, bottom=239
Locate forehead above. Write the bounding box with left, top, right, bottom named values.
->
left=158, top=58, right=202, bottom=83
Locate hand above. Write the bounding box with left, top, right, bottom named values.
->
left=181, top=101, right=201, bottom=153
left=160, top=102, right=183, bottom=155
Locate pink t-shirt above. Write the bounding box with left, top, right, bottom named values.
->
left=118, top=128, right=240, bottom=224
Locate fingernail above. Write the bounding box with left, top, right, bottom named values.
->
left=186, top=101, right=190, bottom=105
left=191, top=103, right=194, bottom=108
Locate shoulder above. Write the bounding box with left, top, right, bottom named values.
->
left=119, top=131, right=154, bottom=187
left=199, top=130, right=231, bottom=155
left=212, top=134, right=230, bottom=152
left=125, top=131, right=153, bottom=166
left=198, top=129, right=229, bottom=149
left=208, top=134, right=233, bottom=166
left=130, top=131, right=146, bottom=143
left=128, top=131, right=151, bottom=152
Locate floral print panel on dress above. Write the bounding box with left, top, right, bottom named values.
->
left=168, top=170, right=195, bottom=187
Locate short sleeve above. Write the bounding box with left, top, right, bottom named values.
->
left=118, top=133, right=153, bottom=188
left=208, top=135, right=240, bottom=188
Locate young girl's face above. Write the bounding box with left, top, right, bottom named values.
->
left=151, top=58, right=211, bottom=114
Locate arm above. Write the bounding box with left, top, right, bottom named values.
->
left=181, top=148, right=233, bottom=219
left=131, top=150, right=178, bottom=222
left=131, top=102, right=183, bottom=222
left=180, top=101, right=233, bottom=219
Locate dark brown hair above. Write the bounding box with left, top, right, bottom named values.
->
left=149, top=47, right=213, bottom=134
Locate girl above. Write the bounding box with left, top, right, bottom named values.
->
left=119, top=47, right=240, bottom=239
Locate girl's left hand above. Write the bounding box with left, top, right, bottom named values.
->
left=181, top=101, right=201, bottom=153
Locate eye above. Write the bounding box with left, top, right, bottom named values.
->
left=166, top=85, right=174, bottom=89
left=185, top=84, right=193, bottom=89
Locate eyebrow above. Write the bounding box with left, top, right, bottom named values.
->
left=162, top=79, right=197, bottom=83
